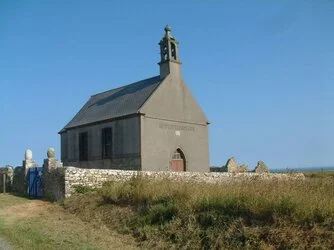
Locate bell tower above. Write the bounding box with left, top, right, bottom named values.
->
left=159, top=25, right=182, bottom=79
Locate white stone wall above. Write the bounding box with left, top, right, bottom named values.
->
left=64, top=166, right=305, bottom=198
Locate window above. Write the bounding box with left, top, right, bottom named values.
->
left=173, top=152, right=181, bottom=159
left=102, top=127, right=112, bottom=158
left=79, top=132, right=88, bottom=161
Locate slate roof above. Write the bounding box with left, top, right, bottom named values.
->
left=61, top=76, right=162, bottom=132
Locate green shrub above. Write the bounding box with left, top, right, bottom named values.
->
left=133, top=202, right=178, bottom=226
left=73, top=185, right=94, bottom=194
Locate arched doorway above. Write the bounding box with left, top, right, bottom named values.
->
left=170, top=148, right=186, bottom=172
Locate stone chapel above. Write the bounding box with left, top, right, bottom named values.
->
left=59, top=26, right=209, bottom=172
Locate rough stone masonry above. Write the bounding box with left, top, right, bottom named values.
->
left=63, top=167, right=305, bottom=199
left=2, top=149, right=305, bottom=201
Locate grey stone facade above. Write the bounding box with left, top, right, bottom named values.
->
left=61, top=117, right=141, bottom=170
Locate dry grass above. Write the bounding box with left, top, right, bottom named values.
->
left=303, top=170, right=334, bottom=178
left=0, top=194, right=138, bottom=250
left=2, top=173, right=332, bottom=249
left=65, top=175, right=334, bottom=249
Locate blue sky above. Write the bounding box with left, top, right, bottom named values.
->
left=0, top=1, right=333, bottom=169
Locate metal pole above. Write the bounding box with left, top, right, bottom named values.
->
left=2, top=173, right=6, bottom=193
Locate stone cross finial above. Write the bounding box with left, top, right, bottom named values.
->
left=165, top=24, right=172, bottom=33
left=164, top=25, right=173, bottom=39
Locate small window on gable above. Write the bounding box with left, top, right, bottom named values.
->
left=102, top=127, right=112, bottom=158
left=79, top=132, right=88, bottom=161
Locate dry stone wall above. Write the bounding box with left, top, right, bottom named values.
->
left=0, top=166, right=13, bottom=192
left=64, top=167, right=305, bottom=198
left=12, top=167, right=25, bottom=194
left=1, top=147, right=306, bottom=201
left=43, top=167, right=65, bottom=201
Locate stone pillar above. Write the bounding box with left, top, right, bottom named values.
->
left=22, top=149, right=38, bottom=175
left=6, top=166, right=13, bottom=192
left=42, top=147, right=64, bottom=201
left=22, top=149, right=38, bottom=195
left=43, top=147, right=63, bottom=171
left=0, top=166, right=13, bottom=193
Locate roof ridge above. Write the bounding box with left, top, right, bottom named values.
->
left=91, top=75, right=160, bottom=97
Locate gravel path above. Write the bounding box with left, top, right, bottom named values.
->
left=0, top=236, right=12, bottom=250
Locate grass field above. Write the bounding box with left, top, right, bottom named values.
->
left=64, top=172, right=334, bottom=249
left=1, top=172, right=333, bottom=249
left=302, top=170, right=334, bottom=178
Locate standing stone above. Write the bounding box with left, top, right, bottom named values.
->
left=254, top=161, right=269, bottom=173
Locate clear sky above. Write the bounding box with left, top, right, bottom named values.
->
left=0, top=1, right=333, bottom=170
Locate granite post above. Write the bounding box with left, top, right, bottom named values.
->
left=42, top=147, right=64, bottom=201
left=22, top=149, right=38, bottom=194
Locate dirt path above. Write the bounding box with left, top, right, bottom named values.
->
left=0, top=194, right=138, bottom=250
left=0, top=199, right=50, bottom=226
left=0, top=236, right=12, bottom=250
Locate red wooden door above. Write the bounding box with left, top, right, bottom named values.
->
left=171, top=159, right=184, bottom=172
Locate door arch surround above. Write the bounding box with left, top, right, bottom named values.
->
left=170, top=148, right=186, bottom=172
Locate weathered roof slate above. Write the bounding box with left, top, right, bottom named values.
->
left=61, top=75, right=162, bottom=132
